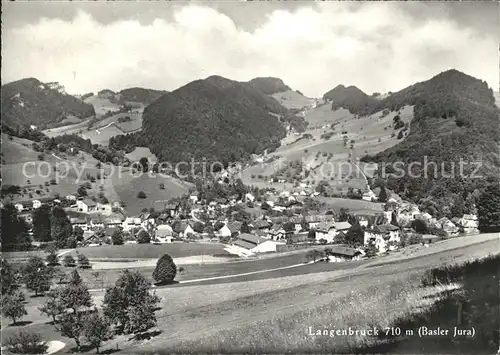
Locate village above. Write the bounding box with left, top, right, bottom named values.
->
left=8, top=170, right=481, bottom=263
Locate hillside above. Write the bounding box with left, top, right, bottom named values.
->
left=323, top=84, right=379, bottom=116
left=1, top=78, right=95, bottom=129
left=118, top=87, right=168, bottom=105
left=362, top=69, right=500, bottom=216
left=129, top=75, right=288, bottom=167
left=247, top=77, right=292, bottom=95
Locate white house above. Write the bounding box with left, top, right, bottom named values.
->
left=32, top=200, right=42, bottom=209
left=364, top=224, right=400, bottom=253
left=155, top=224, right=173, bottom=244
left=216, top=224, right=232, bottom=238
left=437, top=217, right=459, bottom=237
left=362, top=190, right=377, bottom=201
left=358, top=217, right=369, bottom=228
left=245, top=193, right=255, bottom=202
left=189, top=194, right=199, bottom=203
left=14, top=203, right=24, bottom=213
left=122, top=217, right=142, bottom=232
left=457, top=214, right=479, bottom=234
left=66, top=195, right=77, bottom=202
left=326, top=246, right=363, bottom=262
left=315, top=221, right=337, bottom=243
left=96, top=203, right=112, bottom=215
left=233, top=233, right=285, bottom=254
left=76, top=199, right=98, bottom=213
left=267, top=225, right=286, bottom=241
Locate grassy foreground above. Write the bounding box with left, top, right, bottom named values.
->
left=164, top=253, right=499, bottom=354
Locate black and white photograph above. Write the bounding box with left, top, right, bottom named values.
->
left=1, top=1, right=499, bottom=354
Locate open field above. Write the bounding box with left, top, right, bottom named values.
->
left=241, top=105, right=413, bottom=192
left=271, top=90, right=315, bottom=110
left=316, top=196, right=384, bottom=214
left=2, top=233, right=497, bottom=354
left=83, top=95, right=122, bottom=117
left=125, top=147, right=157, bottom=164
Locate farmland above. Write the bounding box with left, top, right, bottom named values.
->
left=2, top=233, right=497, bottom=355
left=241, top=103, right=413, bottom=195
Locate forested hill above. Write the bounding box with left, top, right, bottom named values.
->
left=1, top=78, right=95, bottom=129
left=322, top=84, right=379, bottom=116
left=362, top=69, right=500, bottom=217
left=247, top=77, right=292, bottom=95
left=138, top=75, right=288, bottom=166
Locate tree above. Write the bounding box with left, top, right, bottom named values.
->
left=338, top=208, right=350, bottom=222
left=46, top=251, right=59, bottom=266
left=305, top=249, right=325, bottom=263
left=77, top=185, right=88, bottom=197
left=139, top=157, right=149, bottom=172
left=102, top=270, right=159, bottom=334
left=1, top=204, right=30, bottom=251
left=1, top=258, right=18, bottom=295
left=344, top=223, right=365, bottom=246
left=125, top=300, right=158, bottom=339
left=63, top=255, right=76, bottom=267
left=397, top=130, right=404, bottom=139
left=84, top=311, right=112, bottom=354
left=23, top=256, right=51, bottom=296
left=477, top=183, right=500, bottom=233
left=152, top=254, right=177, bottom=285
left=240, top=221, right=250, bottom=233
left=33, top=205, right=52, bottom=242
left=159, top=183, right=165, bottom=190
left=39, top=289, right=65, bottom=323
left=137, top=191, right=147, bottom=199
left=411, top=219, right=428, bottom=234
left=378, top=186, right=388, bottom=203
left=50, top=207, right=73, bottom=248
left=111, top=230, right=124, bottom=245
left=60, top=269, right=93, bottom=314
left=307, top=229, right=316, bottom=241
left=77, top=254, right=91, bottom=269
left=137, top=230, right=151, bottom=244
left=2, top=293, right=27, bottom=324
left=364, top=240, right=378, bottom=257
left=74, top=226, right=84, bottom=242
left=57, top=312, right=85, bottom=351
left=4, top=331, right=48, bottom=354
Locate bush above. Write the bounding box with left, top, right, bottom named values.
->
left=152, top=254, right=177, bottom=285
left=5, top=331, right=48, bottom=354
left=137, top=230, right=151, bottom=244
left=63, top=255, right=76, bottom=267
left=111, top=230, right=124, bottom=245
left=77, top=254, right=91, bottom=269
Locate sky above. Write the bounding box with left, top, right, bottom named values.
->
left=2, top=1, right=499, bottom=97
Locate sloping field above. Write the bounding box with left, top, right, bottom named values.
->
left=241, top=105, right=413, bottom=192
left=84, top=95, right=121, bottom=117
left=271, top=90, right=315, bottom=110
left=125, top=147, right=157, bottom=164
left=112, top=169, right=192, bottom=215
left=42, top=118, right=92, bottom=137
left=119, top=233, right=498, bottom=354
left=2, top=134, right=41, bottom=163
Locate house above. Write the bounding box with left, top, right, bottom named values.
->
left=70, top=218, right=89, bottom=231
left=305, top=214, right=334, bottom=229
left=227, top=221, right=242, bottom=237
left=358, top=216, right=369, bottom=228
left=268, top=224, right=286, bottom=241
left=437, top=217, right=459, bottom=237
left=364, top=224, right=400, bottom=253
left=326, top=245, right=362, bottom=262
left=289, top=216, right=304, bottom=233
left=189, top=194, right=199, bottom=203
left=155, top=225, right=173, bottom=244
left=315, top=221, right=337, bottom=243
left=82, top=231, right=101, bottom=247
left=32, top=200, right=42, bottom=209
left=122, top=217, right=142, bottom=232
left=287, top=232, right=310, bottom=244
left=245, top=193, right=255, bottom=203
left=177, top=222, right=195, bottom=238
left=216, top=224, right=232, bottom=238
left=14, top=203, right=24, bottom=213
left=334, top=221, right=352, bottom=234
left=457, top=214, right=479, bottom=234
left=104, top=216, right=123, bottom=228
left=362, top=189, right=377, bottom=202
left=76, top=199, right=98, bottom=213
left=251, top=219, right=271, bottom=232
left=233, top=233, right=285, bottom=254
left=96, top=202, right=112, bottom=215
left=66, top=195, right=77, bottom=201
left=90, top=217, right=105, bottom=229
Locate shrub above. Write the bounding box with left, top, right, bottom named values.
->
left=137, top=191, right=147, bottom=199
left=5, top=331, right=48, bottom=354
left=63, top=255, right=76, bottom=267
left=77, top=254, right=91, bottom=269
left=159, top=183, right=165, bottom=190
left=152, top=254, right=177, bottom=285
left=111, top=230, right=124, bottom=245
left=137, top=230, right=151, bottom=244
